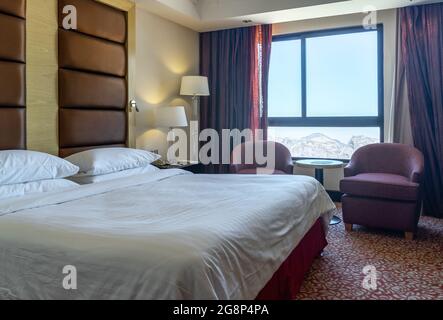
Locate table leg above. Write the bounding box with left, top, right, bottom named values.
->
left=314, top=168, right=324, bottom=185
left=314, top=168, right=341, bottom=226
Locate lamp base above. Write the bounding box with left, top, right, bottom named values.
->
left=190, top=96, right=200, bottom=163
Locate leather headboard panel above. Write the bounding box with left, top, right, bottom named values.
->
left=0, top=0, right=26, bottom=18
left=0, top=13, right=25, bottom=62
left=58, top=0, right=127, bottom=157
left=0, top=0, right=26, bottom=151
left=0, top=62, right=25, bottom=106
left=58, top=0, right=126, bottom=44
left=0, top=109, right=25, bottom=149
left=59, top=30, right=126, bottom=77
left=59, top=69, right=126, bottom=109
left=59, top=109, right=127, bottom=148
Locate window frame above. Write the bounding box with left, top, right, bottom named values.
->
left=268, top=25, right=385, bottom=160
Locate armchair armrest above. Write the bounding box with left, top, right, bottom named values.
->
left=410, top=171, right=422, bottom=183
left=344, top=162, right=359, bottom=177
left=407, top=154, right=424, bottom=183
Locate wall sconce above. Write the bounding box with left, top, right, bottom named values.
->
left=129, top=99, right=139, bottom=113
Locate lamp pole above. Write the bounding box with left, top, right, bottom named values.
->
left=192, top=95, right=199, bottom=122
left=180, top=76, right=210, bottom=164
left=190, top=95, right=199, bottom=163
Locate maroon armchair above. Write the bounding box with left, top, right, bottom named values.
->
left=340, top=143, right=424, bottom=240
left=230, top=141, right=294, bottom=175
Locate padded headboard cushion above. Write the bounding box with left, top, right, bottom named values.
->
left=0, top=0, right=26, bottom=18
left=58, top=0, right=128, bottom=157
left=0, top=0, right=26, bottom=150
left=59, top=69, right=127, bottom=109
left=58, top=0, right=126, bottom=43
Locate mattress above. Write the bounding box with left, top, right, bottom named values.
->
left=0, top=170, right=335, bottom=300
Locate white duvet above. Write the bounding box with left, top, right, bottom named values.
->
left=0, top=170, right=335, bottom=300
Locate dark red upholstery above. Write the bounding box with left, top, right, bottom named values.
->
left=340, top=143, right=424, bottom=236
left=344, top=143, right=424, bottom=183
left=341, top=173, right=419, bottom=201
left=230, top=141, right=294, bottom=175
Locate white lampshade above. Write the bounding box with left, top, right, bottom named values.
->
left=156, top=106, right=188, bottom=128
left=180, top=76, right=210, bottom=97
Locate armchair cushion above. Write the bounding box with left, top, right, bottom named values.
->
left=340, top=173, right=420, bottom=201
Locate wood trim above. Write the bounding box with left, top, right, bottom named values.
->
left=126, top=4, right=136, bottom=148
left=26, top=0, right=58, bottom=155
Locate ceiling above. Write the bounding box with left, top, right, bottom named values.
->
left=136, top=0, right=442, bottom=32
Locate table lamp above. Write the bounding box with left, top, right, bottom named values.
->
left=156, top=106, right=188, bottom=164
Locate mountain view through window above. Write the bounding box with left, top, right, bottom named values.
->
left=268, top=27, right=383, bottom=159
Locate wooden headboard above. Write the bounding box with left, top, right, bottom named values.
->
left=0, top=0, right=26, bottom=150
left=58, top=0, right=129, bottom=157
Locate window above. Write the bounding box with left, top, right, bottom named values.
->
left=269, top=40, right=302, bottom=117
left=268, top=26, right=384, bottom=160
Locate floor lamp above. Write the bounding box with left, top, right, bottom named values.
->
left=180, top=76, right=210, bottom=162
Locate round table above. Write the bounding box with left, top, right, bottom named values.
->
left=295, top=159, right=344, bottom=226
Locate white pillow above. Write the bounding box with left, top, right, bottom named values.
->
left=69, top=165, right=160, bottom=185
left=65, top=148, right=161, bottom=177
left=0, top=179, right=79, bottom=200
left=0, top=150, right=80, bottom=185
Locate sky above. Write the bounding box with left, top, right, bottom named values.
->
left=268, top=30, right=379, bottom=118
left=267, top=30, right=380, bottom=149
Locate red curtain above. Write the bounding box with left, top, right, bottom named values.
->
left=400, top=4, right=443, bottom=218
left=200, top=25, right=272, bottom=173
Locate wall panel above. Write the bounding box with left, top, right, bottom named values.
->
left=0, top=0, right=26, bottom=150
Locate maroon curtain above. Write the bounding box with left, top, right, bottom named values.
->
left=400, top=4, right=443, bottom=218
left=200, top=25, right=272, bottom=173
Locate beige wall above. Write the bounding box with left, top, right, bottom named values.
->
left=135, top=8, right=200, bottom=158
left=273, top=9, right=397, bottom=191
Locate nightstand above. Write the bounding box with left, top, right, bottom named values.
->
left=153, top=162, right=203, bottom=174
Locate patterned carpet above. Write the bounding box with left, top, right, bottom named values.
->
left=298, top=211, right=443, bottom=300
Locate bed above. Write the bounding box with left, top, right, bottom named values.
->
left=0, top=0, right=336, bottom=300
left=0, top=169, right=335, bottom=300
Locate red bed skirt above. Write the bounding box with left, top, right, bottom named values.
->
left=256, top=218, right=327, bottom=300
